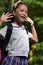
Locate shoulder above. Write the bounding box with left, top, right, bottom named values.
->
left=28, top=31, right=33, bottom=38
left=0, top=25, right=7, bottom=30
left=0, top=25, right=7, bottom=37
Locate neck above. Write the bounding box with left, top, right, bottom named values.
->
left=13, top=21, right=22, bottom=27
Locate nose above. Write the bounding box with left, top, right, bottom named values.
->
left=23, top=12, right=27, bottom=17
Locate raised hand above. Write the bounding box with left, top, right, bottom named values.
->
left=0, top=12, right=13, bottom=23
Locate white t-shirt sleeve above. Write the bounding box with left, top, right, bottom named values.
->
left=0, top=26, right=7, bottom=37
left=28, top=31, right=33, bottom=38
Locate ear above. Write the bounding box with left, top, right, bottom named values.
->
left=13, top=11, right=16, bottom=16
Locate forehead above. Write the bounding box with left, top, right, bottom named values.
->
left=16, top=4, right=28, bottom=11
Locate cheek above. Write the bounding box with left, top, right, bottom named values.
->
left=17, top=12, right=21, bottom=17
left=16, top=10, right=21, bottom=16
left=15, top=13, right=21, bottom=21
left=25, top=13, right=28, bottom=17
left=16, top=14, right=21, bottom=19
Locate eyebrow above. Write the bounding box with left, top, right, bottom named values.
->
left=19, top=8, right=28, bottom=13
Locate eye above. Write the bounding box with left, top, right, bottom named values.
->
left=20, top=9, right=24, bottom=12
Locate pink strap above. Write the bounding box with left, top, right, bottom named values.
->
left=0, top=49, right=2, bottom=62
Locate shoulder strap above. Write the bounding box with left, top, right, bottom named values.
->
left=24, top=26, right=28, bottom=34
left=3, top=23, right=13, bottom=49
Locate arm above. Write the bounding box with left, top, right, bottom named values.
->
left=30, top=24, right=38, bottom=42
left=25, top=17, right=38, bottom=42
left=0, top=12, right=13, bottom=39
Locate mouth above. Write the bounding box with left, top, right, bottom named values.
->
left=21, top=16, right=26, bottom=19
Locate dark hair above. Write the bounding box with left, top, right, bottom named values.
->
left=7, top=12, right=14, bottom=23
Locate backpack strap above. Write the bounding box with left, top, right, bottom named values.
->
left=24, top=26, right=28, bottom=34
left=3, top=23, right=13, bottom=49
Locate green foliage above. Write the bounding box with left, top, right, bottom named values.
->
left=0, top=0, right=5, bottom=16
left=0, top=0, right=43, bottom=65
left=29, top=42, right=43, bottom=65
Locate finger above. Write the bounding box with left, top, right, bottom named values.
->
left=8, top=13, right=13, bottom=16
left=24, top=18, right=28, bottom=21
left=6, top=12, right=9, bottom=15
left=3, top=12, right=5, bottom=15
left=24, top=20, right=27, bottom=22
left=7, top=16, right=13, bottom=18
left=7, top=19, right=11, bottom=22
left=9, top=16, right=13, bottom=17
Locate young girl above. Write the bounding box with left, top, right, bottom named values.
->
left=0, top=0, right=38, bottom=65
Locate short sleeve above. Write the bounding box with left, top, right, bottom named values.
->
left=28, top=31, right=33, bottom=38
left=0, top=26, right=7, bottom=37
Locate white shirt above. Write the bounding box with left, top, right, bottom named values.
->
left=0, top=23, right=33, bottom=57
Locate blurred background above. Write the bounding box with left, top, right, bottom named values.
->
left=0, top=0, right=43, bottom=65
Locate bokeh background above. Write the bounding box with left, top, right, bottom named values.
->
left=0, top=0, right=43, bottom=65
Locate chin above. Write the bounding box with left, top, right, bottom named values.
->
left=20, top=19, right=24, bottom=22
left=18, top=18, right=24, bottom=23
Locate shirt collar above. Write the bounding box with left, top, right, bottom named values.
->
left=11, top=23, right=25, bottom=28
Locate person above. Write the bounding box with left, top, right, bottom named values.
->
left=0, top=0, right=38, bottom=65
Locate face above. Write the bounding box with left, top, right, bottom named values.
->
left=13, top=4, right=28, bottom=23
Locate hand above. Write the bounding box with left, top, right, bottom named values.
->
left=0, top=12, right=13, bottom=23
left=25, top=17, right=34, bottom=25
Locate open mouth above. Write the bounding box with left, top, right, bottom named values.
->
left=21, top=16, right=26, bottom=19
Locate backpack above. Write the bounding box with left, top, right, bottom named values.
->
left=0, top=23, right=13, bottom=63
